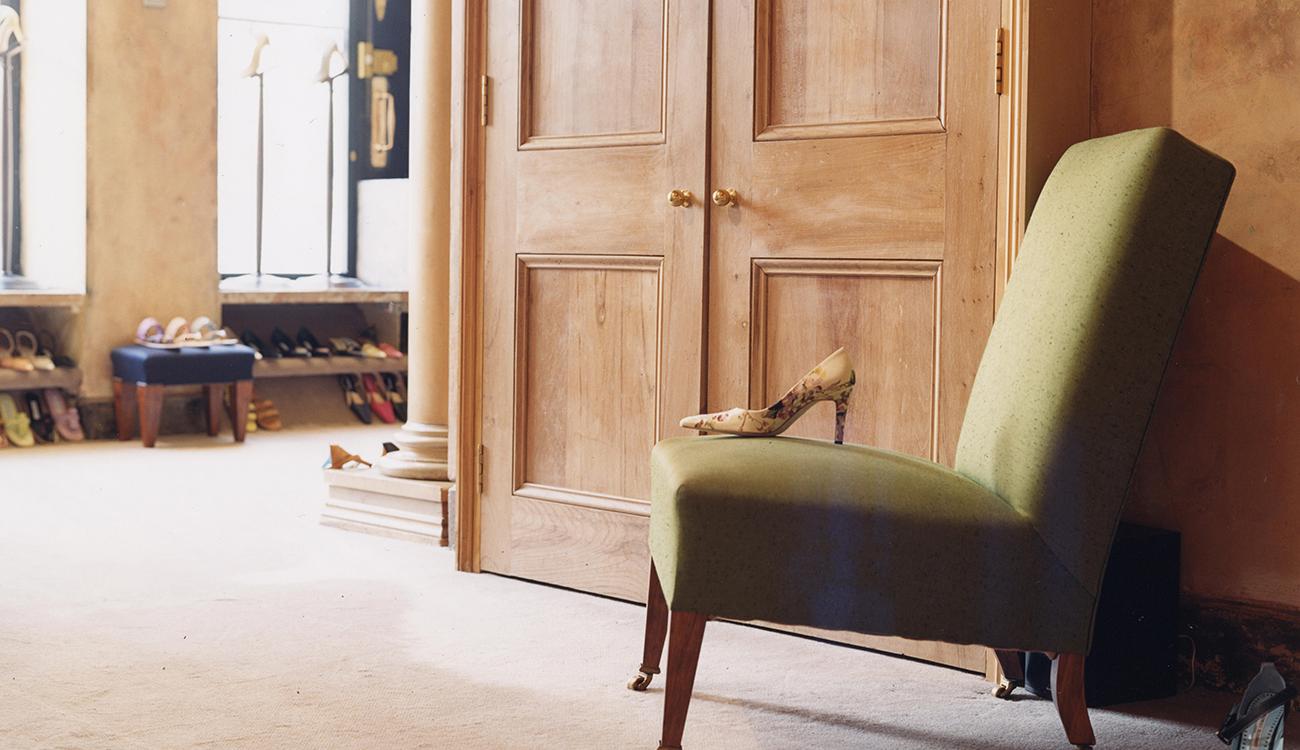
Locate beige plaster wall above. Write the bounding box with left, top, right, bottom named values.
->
left=1093, top=1, right=1300, bottom=609
left=78, top=0, right=219, bottom=399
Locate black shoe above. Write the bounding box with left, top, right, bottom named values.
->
left=241, top=330, right=280, bottom=359
left=338, top=375, right=372, bottom=424
left=297, top=327, right=332, bottom=357
left=382, top=372, right=407, bottom=422
left=271, top=327, right=311, bottom=357
left=24, top=392, right=55, bottom=443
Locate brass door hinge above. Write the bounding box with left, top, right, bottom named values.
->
left=480, top=75, right=490, bottom=127
left=994, top=27, right=1006, bottom=96
left=476, top=444, right=485, bottom=493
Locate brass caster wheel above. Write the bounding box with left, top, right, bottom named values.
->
left=992, top=679, right=1021, bottom=699
left=627, top=670, right=656, bottom=691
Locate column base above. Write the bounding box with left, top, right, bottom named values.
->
left=377, top=421, right=450, bottom=480
left=321, top=467, right=451, bottom=546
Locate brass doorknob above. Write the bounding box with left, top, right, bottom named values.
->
left=711, top=188, right=738, bottom=207
left=667, top=189, right=693, bottom=208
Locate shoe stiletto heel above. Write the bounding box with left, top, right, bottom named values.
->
left=833, top=390, right=852, bottom=445
left=680, top=347, right=857, bottom=442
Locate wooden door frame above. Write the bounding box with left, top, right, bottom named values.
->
left=450, top=0, right=486, bottom=572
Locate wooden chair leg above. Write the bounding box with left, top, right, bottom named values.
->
left=1051, top=653, right=1095, bottom=748
left=659, top=611, right=706, bottom=750
left=229, top=380, right=253, bottom=443
left=112, top=378, right=136, bottom=441
left=203, top=384, right=222, bottom=437
left=993, top=649, right=1025, bottom=698
left=137, top=384, right=164, bottom=448
left=629, top=561, right=670, bottom=691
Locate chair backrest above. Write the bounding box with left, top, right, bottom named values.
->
left=954, top=128, right=1234, bottom=597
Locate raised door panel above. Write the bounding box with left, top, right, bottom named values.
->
left=515, top=255, right=661, bottom=514
left=757, top=0, right=945, bottom=140
left=521, top=0, right=667, bottom=148
left=751, top=259, right=939, bottom=458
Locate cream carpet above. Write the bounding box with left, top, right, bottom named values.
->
left=0, top=426, right=1283, bottom=748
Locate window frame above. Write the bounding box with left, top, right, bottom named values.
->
left=1, top=0, right=22, bottom=280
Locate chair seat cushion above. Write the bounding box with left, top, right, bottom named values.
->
left=111, top=345, right=256, bottom=386
left=650, top=436, right=1096, bottom=653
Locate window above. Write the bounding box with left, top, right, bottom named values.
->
left=217, top=0, right=349, bottom=278
left=0, top=0, right=21, bottom=283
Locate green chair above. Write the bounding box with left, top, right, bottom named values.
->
left=630, top=128, right=1235, bottom=748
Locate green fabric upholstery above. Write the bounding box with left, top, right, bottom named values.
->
left=649, top=128, right=1234, bottom=654
left=651, top=436, right=1094, bottom=651
left=954, top=128, right=1234, bottom=605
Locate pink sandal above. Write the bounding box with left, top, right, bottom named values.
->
left=43, top=389, right=85, bottom=442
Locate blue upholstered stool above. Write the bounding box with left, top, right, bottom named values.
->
left=110, top=344, right=256, bottom=447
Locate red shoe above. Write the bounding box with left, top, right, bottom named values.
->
left=377, top=342, right=404, bottom=358
left=361, top=373, right=397, bottom=424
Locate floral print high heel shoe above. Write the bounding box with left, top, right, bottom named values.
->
left=680, top=347, right=857, bottom=444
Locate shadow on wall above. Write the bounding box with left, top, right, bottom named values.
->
left=1092, top=0, right=1300, bottom=610
left=1126, top=236, right=1300, bottom=603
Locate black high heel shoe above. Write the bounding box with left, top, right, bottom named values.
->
left=338, top=375, right=372, bottom=424
left=24, top=392, right=55, bottom=443
left=271, top=327, right=311, bottom=358
left=241, top=330, right=280, bottom=359
left=297, top=327, right=332, bottom=357
left=382, top=372, right=407, bottom=422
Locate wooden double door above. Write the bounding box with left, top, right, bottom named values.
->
left=479, top=0, right=1000, bottom=672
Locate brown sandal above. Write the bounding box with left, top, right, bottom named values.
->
left=254, top=398, right=282, bottom=431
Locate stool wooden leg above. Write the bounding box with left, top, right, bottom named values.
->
left=113, top=378, right=136, bottom=441
left=629, top=561, right=670, bottom=691
left=229, top=379, right=253, bottom=443
left=659, top=611, right=707, bottom=750
left=137, top=384, right=164, bottom=448
left=993, top=649, right=1025, bottom=698
left=1052, top=653, right=1096, bottom=748
left=203, top=385, right=222, bottom=437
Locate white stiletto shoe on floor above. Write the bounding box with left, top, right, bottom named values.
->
left=680, top=347, right=856, bottom=444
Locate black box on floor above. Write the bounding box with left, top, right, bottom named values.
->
left=1022, top=523, right=1181, bottom=707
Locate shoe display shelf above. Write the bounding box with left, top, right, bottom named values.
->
left=222, top=289, right=407, bottom=382
left=252, top=355, right=407, bottom=379
left=0, top=366, right=82, bottom=392
left=0, top=300, right=82, bottom=393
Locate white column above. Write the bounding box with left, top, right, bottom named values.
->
left=379, top=0, right=450, bottom=480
